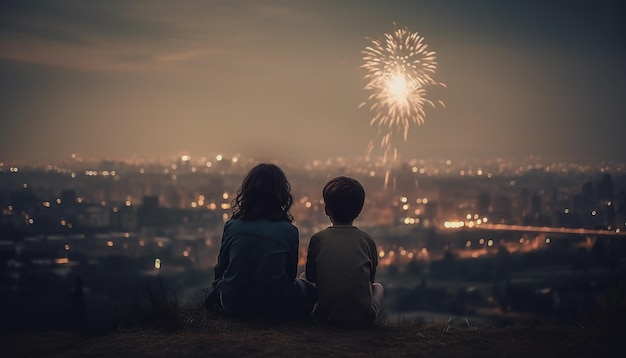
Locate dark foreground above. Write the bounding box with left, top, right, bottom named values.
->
left=1, top=314, right=618, bottom=358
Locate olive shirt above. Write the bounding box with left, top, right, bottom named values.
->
left=305, top=225, right=379, bottom=326
left=212, top=218, right=300, bottom=317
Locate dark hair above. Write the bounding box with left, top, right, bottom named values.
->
left=322, top=176, right=365, bottom=224
left=231, top=163, right=294, bottom=222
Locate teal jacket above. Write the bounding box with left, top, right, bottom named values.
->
left=212, top=218, right=300, bottom=317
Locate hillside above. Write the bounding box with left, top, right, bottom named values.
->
left=1, top=310, right=618, bottom=358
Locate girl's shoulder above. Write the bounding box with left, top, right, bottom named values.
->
left=258, top=219, right=298, bottom=232
left=227, top=218, right=297, bottom=232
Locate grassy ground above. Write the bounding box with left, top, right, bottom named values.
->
left=3, top=278, right=623, bottom=358
left=1, top=307, right=618, bottom=358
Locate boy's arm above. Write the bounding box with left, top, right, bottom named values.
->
left=369, top=239, right=378, bottom=283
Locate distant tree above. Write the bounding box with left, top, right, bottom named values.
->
left=491, top=282, right=501, bottom=300
left=386, top=264, right=399, bottom=277
left=571, top=247, right=589, bottom=272
left=71, top=276, right=86, bottom=330
left=496, top=246, right=511, bottom=278
left=443, top=250, right=455, bottom=263
left=419, top=277, right=427, bottom=291
left=405, top=259, right=422, bottom=274
left=591, top=239, right=607, bottom=266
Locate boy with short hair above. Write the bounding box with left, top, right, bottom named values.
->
left=305, top=176, right=384, bottom=327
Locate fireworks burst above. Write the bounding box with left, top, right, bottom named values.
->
left=360, top=24, right=445, bottom=164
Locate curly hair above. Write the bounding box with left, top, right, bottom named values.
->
left=231, top=163, right=294, bottom=222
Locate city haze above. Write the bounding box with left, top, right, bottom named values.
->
left=1, top=0, right=625, bottom=164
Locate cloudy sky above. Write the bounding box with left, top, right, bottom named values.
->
left=1, top=0, right=624, bottom=164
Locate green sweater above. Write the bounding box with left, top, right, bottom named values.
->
left=212, top=218, right=300, bottom=317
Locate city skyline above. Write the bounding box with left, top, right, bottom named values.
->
left=1, top=0, right=625, bottom=164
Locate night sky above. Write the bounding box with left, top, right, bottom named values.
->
left=1, top=0, right=625, bottom=164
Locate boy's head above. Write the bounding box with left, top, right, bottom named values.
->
left=322, top=176, right=365, bottom=224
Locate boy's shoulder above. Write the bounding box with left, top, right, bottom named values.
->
left=356, top=227, right=377, bottom=247
left=311, top=225, right=376, bottom=242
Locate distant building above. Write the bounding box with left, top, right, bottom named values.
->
left=492, top=195, right=513, bottom=224
left=137, top=195, right=162, bottom=228
left=476, top=192, right=491, bottom=216
left=596, top=173, right=614, bottom=203
left=78, top=204, right=109, bottom=228
left=110, top=204, right=136, bottom=231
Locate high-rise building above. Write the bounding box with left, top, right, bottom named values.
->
left=476, top=192, right=491, bottom=216
left=137, top=195, right=161, bottom=228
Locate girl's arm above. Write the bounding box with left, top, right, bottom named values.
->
left=212, top=230, right=229, bottom=289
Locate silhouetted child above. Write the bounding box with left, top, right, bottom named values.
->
left=206, top=163, right=315, bottom=320
left=305, top=176, right=384, bottom=327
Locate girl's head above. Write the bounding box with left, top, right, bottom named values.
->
left=232, top=163, right=294, bottom=221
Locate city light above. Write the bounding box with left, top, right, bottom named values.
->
left=2, top=154, right=625, bottom=333
left=444, top=221, right=465, bottom=229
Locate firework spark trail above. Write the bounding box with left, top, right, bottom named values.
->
left=360, top=24, right=445, bottom=168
